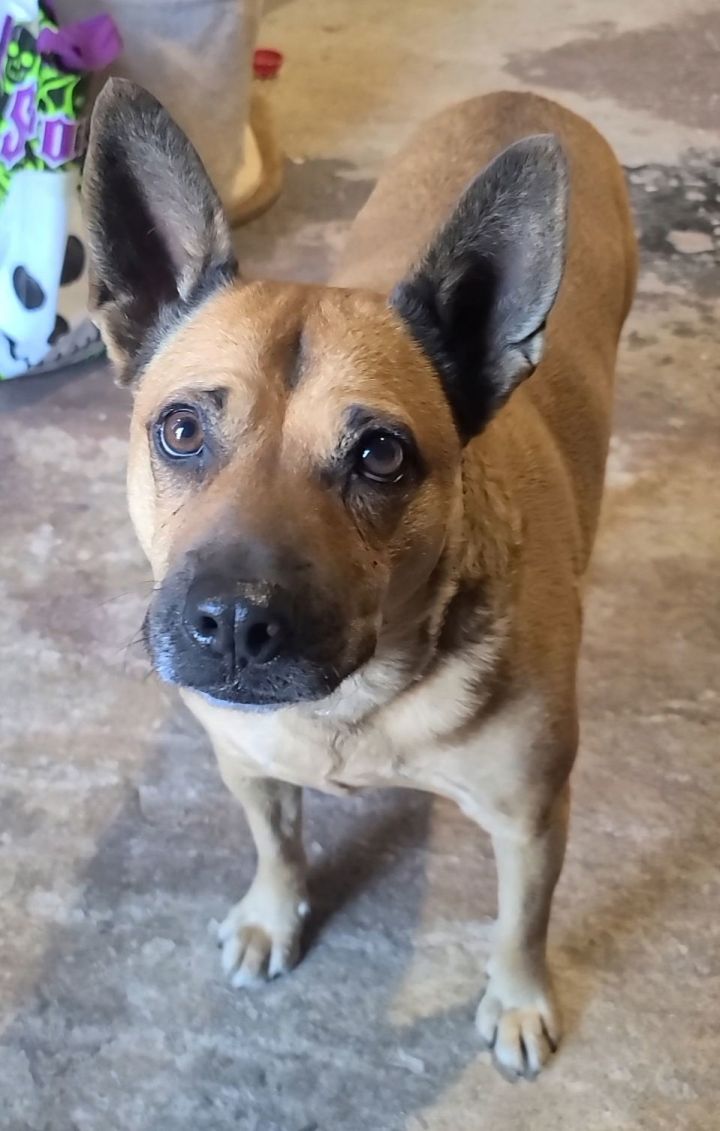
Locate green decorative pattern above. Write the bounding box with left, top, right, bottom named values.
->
left=0, top=4, right=85, bottom=206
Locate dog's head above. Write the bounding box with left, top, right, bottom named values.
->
left=83, top=81, right=567, bottom=709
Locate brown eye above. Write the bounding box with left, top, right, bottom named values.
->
left=357, top=431, right=406, bottom=482
left=158, top=407, right=205, bottom=459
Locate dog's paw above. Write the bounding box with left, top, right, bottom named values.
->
left=476, top=971, right=560, bottom=1080
left=217, top=878, right=310, bottom=988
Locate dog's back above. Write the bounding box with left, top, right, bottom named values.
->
left=335, top=91, right=637, bottom=565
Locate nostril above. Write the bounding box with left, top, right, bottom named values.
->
left=197, top=613, right=219, bottom=637
left=184, top=592, right=234, bottom=658
left=185, top=583, right=287, bottom=666
left=245, top=619, right=281, bottom=659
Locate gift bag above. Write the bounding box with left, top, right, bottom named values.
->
left=0, top=1, right=120, bottom=379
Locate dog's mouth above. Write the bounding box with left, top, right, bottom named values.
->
left=180, top=664, right=344, bottom=709
left=191, top=679, right=336, bottom=712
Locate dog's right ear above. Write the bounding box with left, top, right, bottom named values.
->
left=391, top=135, right=568, bottom=442
left=82, top=79, right=238, bottom=384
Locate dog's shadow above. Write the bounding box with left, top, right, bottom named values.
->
left=305, top=785, right=434, bottom=945
left=0, top=705, right=478, bottom=1130
left=553, top=786, right=710, bottom=1038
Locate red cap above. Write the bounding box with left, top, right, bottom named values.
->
left=253, top=48, right=284, bottom=79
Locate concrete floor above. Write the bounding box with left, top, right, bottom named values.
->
left=1, top=1, right=719, bottom=1129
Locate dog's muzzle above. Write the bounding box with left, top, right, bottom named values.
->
left=143, top=561, right=373, bottom=707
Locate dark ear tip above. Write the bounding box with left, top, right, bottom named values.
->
left=537, top=132, right=568, bottom=167
left=96, top=76, right=156, bottom=108
left=515, top=133, right=569, bottom=183
left=90, top=78, right=165, bottom=138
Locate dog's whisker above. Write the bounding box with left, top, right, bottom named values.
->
left=93, top=584, right=156, bottom=608
left=158, top=503, right=187, bottom=533
left=112, top=624, right=148, bottom=657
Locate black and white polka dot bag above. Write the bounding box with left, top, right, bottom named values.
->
left=0, top=167, right=102, bottom=378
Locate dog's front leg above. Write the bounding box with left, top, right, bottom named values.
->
left=476, top=785, right=569, bottom=1079
left=214, top=765, right=309, bottom=987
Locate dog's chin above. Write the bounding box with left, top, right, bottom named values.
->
left=190, top=683, right=332, bottom=713
left=195, top=691, right=297, bottom=714
left=160, top=672, right=340, bottom=713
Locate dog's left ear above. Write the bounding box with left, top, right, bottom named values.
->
left=82, top=79, right=237, bottom=384
left=392, top=135, right=568, bottom=441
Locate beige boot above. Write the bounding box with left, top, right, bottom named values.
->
left=56, top=0, right=282, bottom=223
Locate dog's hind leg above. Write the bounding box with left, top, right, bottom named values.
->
left=214, top=766, right=309, bottom=987
left=475, top=783, right=569, bottom=1080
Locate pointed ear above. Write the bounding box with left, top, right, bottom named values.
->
left=391, top=135, right=569, bottom=441
left=82, top=79, right=238, bottom=383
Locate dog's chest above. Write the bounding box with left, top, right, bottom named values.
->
left=182, top=645, right=533, bottom=830
left=218, top=710, right=393, bottom=793
left=183, top=650, right=480, bottom=793
left=186, top=690, right=421, bottom=794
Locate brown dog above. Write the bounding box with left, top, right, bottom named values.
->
left=83, top=79, right=636, bottom=1079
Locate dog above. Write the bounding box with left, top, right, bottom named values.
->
left=82, top=79, right=636, bottom=1080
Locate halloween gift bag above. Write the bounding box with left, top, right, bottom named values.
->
left=0, top=1, right=120, bottom=379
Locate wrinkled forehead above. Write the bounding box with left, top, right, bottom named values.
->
left=133, top=281, right=456, bottom=459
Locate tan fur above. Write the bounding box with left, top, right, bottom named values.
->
left=120, top=91, right=636, bottom=1077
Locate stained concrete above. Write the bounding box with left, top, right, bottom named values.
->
left=1, top=2, right=719, bottom=1129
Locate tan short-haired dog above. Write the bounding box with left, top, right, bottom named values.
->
left=83, top=80, right=636, bottom=1079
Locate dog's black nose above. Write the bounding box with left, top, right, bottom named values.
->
left=184, top=581, right=286, bottom=666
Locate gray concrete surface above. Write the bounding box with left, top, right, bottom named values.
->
left=1, top=1, right=719, bottom=1129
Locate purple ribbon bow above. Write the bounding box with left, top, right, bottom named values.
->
left=38, top=11, right=122, bottom=73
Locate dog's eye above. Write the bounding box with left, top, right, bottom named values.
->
left=158, top=407, right=205, bottom=459
left=356, top=431, right=406, bottom=483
